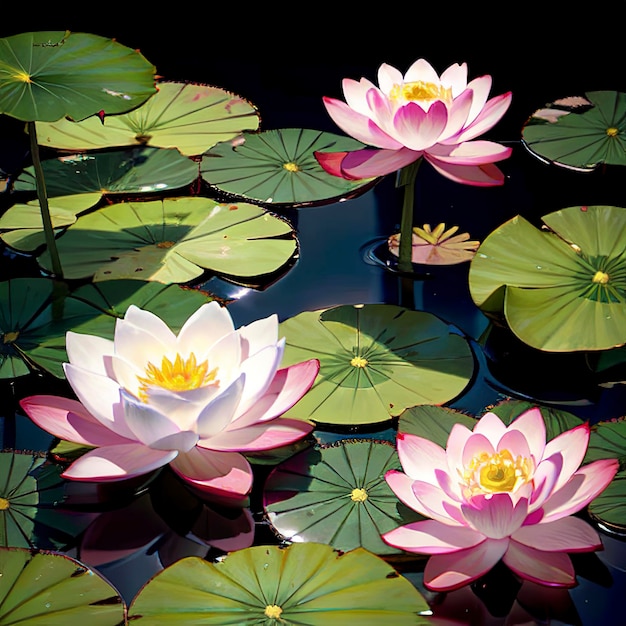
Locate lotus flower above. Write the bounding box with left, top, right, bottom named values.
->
left=20, top=302, right=319, bottom=500
left=382, top=408, right=619, bottom=591
left=316, top=58, right=513, bottom=186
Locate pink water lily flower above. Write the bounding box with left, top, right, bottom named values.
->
left=20, top=302, right=319, bottom=500
left=382, top=408, right=619, bottom=591
left=316, top=58, right=512, bottom=186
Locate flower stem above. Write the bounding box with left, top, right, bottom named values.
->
left=396, top=158, right=421, bottom=274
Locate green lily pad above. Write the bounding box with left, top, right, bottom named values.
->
left=263, top=439, right=423, bottom=555
left=522, top=91, right=626, bottom=171
left=13, top=147, right=199, bottom=198
left=35, top=80, right=260, bottom=156
left=278, top=304, right=475, bottom=426
left=128, top=543, right=430, bottom=625
left=468, top=205, right=626, bottom=352
left=36, top=197, right=297, bottom=283
left=200, top=128, right=378, bottom=207
left=0, top=30, right=156, bottom=123
left=0, top=547, right=125, bottom=625
left=0, top=451, right=92, bottom=550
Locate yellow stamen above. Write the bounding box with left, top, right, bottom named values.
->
left=606, top=127, right=619, bottom=137
left=13, top=71, right=31, bottom=83
left=390, top=80, right=452, bottom=103
left=351, top=488, right=368, bottom=502
left=136, top=352, right=218, bottom=402
left=264, top=605, right=283, bottom=619
left=593, top=270, right=609, bottom=284
left=2, top=331, right=19, bottom=344
left=283, top=162, right=299, bottom=172
left=350, top=356, right=368, bottom=368
left=463, top=449, right=532, bottom=495
left=0, top=497, right=10, bottom=510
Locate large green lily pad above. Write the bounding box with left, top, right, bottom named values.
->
left=263, top=439, right=423, bottom=555
left=36, top=197, right=297, bottom=283
left=0, top=31, right=156, bottom=122
left=128, top=543, right=431, bottom=625
left=522, top=91, right=626, bottom=171
left=200, top=128, right=378, bottom=207
left=35, top=80, right=260, bottom=156
left=469, top=205, right=626, bottom=352
left=0, top=548, right=125, bottom=625
left=278, top=304, right=475, bottom=426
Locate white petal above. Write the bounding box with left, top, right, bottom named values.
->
left=65, top=331, right=115, bottom=377
left=237, top=314, right=279, bottom=360
left=176, top=301, right=234, bottom=356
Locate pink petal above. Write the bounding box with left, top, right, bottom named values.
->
left=512, top=515, right=602, bottom=553
left=396, top=431, right=448, bottom=483
left=365, top=87, right=394, bottom=131
left=332, top=147, right=421, bottom=180
left=385, top=469, right=427, bottom=513
left=528, top=453, right=563, bottom=511
left=452, top=91, right=513, bottom=143
left=461, top=433, right=495, bottom=468
left=392, top=101, right=447, bottom=151
left=377, top=62, right=404, bottom=94
left=540, top=458, right=620, bottom=523
left=438, top=89, right=473, bottom=140
left=541, top=422, right=590, bottom=491
left=427, top=140, right=512, bottom=165
left=412, top=480, right=466, bottom=525
left=423, top=538, right=509, bottom=592
left=445, top=422, right=474, bottom=475
left=503, top=541, right=576, bottom=587
left=19, top=395, right=132, bottom=447
left=472, top=411, right=507, bottom=443
left=462, top=75, right=493, bottom=124
left=175, top=301, right=235, bottom=356
left=461, top=494, right=528, bottom=539
left=322, top=96, right=402, bottom=150
left=342, top=77, right=379, bottom=115
left=63, top=443, right=176, bottom=481
left=403, top=58, right=440, bottom=85
left=315, top=150, right=349, bottom=178
left=506, top=407, right=547, bottom=464
left=382, top=518, right=485, bottom=555
left=424, top=158, right=506, bottom=186
left=439, top=63, right=468, bottom=95
left=170, top=446, right=253, bottom=498
left=497, top=429, right=531, bottom=460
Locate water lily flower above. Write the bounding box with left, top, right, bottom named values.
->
left=316, top=58, right=513, bottom=186
left=387, top=223, right=479, bottom=265
left=382, top=408, right=619, bottom=591
left=20, top=302, right=319, bottom=500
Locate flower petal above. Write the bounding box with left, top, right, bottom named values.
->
left=503, top=541, right=576, bottom=587
left=322, top=147, right=421, bottom=180
left=65, top=331, right=114, bottom=377
left=427, top=140, right=512, bottom=166
left=392, top=101, right=447, bottom=151
left=412, top=480, right=466, bottom=525
left=385, top=469, right=427, bottom=513
left=237, top=314, right=279, bottom=360
left=542, top=422, right=590, bottom=491
left=342, top=77, right=379, bottom=115
left=512, top=515, right=602, bottom=553
left=453, top=91, right=513, bottom=143
left=115, top=305, right=176, bottom=364
left=461, top=494, right=528, bottom=539
left=196, top=374, right=246, bottom=440
left=424, top=158, right=506, bottom=186
left=506, top=407, right=547, bottom=464
left=396, top=431, right=448, bottom=484
left=237, top=342, right=283, bottom=414
left=175, top=301, right=235, bottom=356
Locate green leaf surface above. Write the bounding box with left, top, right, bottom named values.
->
left=263, top=440, right=423, bottom=555
left=128, top=543, right=430, bottom=625
left=200, top=128, right=378, bottom=206
left=468, top=206, right=626, bottom=351
left=36, top=80, right=260, bottom=156
left=398, top=405, right=477, bottom=448
left=522, top=91, right=626, bottom=170
left=279, top=304, right=475, bottom=426
left=36, top=197, right=297, bottom=283
left=0, top=30, right=156, bottom=122
left=0, top=548, right=125, bottom=625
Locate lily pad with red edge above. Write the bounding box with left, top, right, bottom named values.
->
left=200, top=128, right=378, bottom=207
left=35, top=197, right=297, bottom=283
left=262, top=439, right=424, bottom=556
left=278, top=304, right=475, bottom=427
left=128, top=542, right=431, bottom=625
left=0, top=451, right=94, bottom=550
left=0, top=547, right=125, bottom=625
left=0, top=31, right=156, bottom=123
left=35, top=80, right=260, bottom=156
left=521, top=91, right=626, bottom=171
left=468, top=205, right=626, bottom=352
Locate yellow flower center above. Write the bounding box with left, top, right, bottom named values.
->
left=264, top=605, right=283, bottom=619
left=0, top=497, right=10, bottom=510
left=606, top=127, right=619, bottom=137
left=136, top=352, right=218, bottom=401
left=350, top=356, right=368, bottom=368
left=463, top=449, right=532, bottom=495
left=283, top=162, right=300, bottom=172
left=390, top=80, right=452, bottom=103
left=351, top=487, right=368, bottom=502
left=13, top=71, right=32, bottom=83
left=2, top=331, right=19, bottom=344
left=592, top=270, right=609, bottom=284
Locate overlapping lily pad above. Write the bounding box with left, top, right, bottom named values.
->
left=35, top=80, right=260, bottom=156
left=469, top=205, right=626, bottom=352
left=0, top=30, right=156, bottom=123
left=263, top=439, right=423, bottom=555
left=0, top=547, right=125, bottom=625
left=200, top=128, right=378, bottom=207
left=128, top=542, right=431, bottom=624
left=36, top=197, right=297, bottom=283
left=521, top=91, right=626, bottom=171
left=278, top=304, right=475, bottom=426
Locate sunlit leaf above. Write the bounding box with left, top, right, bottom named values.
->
left=36, top=80, right=260, bottom=156
left=279, top=304, right=475, bottom=426
left=128, top=543, right=430, bottom=625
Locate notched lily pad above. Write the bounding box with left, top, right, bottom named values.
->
left=200, top=128, right=378, bottom=207
left=469, top=205, right=626, bottom=352
left=522, top=91, right=626, bottom=171
left=35, top=80, right=260, bottom=156
left=278, top=304, right=475, bottom=426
